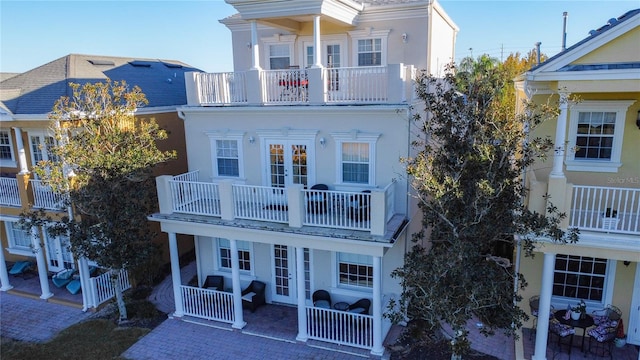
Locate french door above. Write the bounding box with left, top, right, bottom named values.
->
left=44, top=232, right=74, bottom=272
left=272, top=244, right=296, bottom=304
left=266, top=140, right=309, bottom=188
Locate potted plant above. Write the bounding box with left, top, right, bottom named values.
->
left=602, top=208, right=619, bottom=230
left=571, top=300, right=587, bottom=320
left=615, top=318, right=626, bottom=348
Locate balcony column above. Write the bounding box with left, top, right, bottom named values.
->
left=168, top=232, right=184, bottom=317
left=219, top=180, right=235, bottom=221
left=295, top=246, right=308, bottom=342
left=78, top=257, right=92, bottom=311
left=312, top=15, right=322, bottom=68
left=371, top=255, right=384, bottom=356
left=532, top=252, right=556, bottom=360
left=250, top=20, right=261, bottom=70
left=370, top=190, right=386, bottom=236
left=0, top=242, right=13, bottom=291
left=230, top=239, right=246, bottom=329
left=31, top=227, right=53, bottom=299
left=287, top=184, right=305, bottom=228
left=12, top=127, right=29, bottom=174
left=550, top=92, right=570, bottom=178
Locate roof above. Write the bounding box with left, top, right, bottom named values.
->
left=529, top=8, right=640, bottom=72
left=0, top=54, right=202, bottom=115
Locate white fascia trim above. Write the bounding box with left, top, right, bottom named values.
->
left=177, top=104, right=407, bottom=116
left=530, top=14, right=640, bottom=74
left=433, top=0, right=459, bottom=32
left=134, top=106, right=180, bottom=115
left=10, top=114, right=50, bottom=121
left=529, top=69, right=640, bottom=82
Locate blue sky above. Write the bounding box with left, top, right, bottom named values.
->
left=1, top=0, right=638, bottom=74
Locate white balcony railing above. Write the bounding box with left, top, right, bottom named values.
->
left=30, top=180, right=67, bottom=210
left=196, top=72, right=247, bottom=105
left=570, top=185, right=640, bottom=234
left=180, top=285, right=235, bottom=323
left=0, top=177, right=21, bottom=206
left=326, top=66, right=388, bottom=103
left=88, top=269, right=131, bottom=308
left=306, top=306, right=374, bottom=349
left=163, top=171, right=395, bottom=236
left=262, top=68, right=309, bottom=104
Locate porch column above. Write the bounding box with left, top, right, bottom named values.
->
left=295, top=246, right=308, bottom=342
left=78, top=257, right=91, bottom=311
left=31, top=227, right=52, bottom=299
left=168, top=232, right=184, bottom=317
left=371, top=255, right=384, bottom=355
left=12, top=127, right=29, bottom=174
left=312, top=15, right=322, bottom=68
left=550, top=92, right=570, bottom=178
left=250, top=20, right=260, bottom=70
left=532, top=252, right=556, bottom=360
left=0, top=243, right=13, bottom=291
left=230, top=239, right=246, bottom=329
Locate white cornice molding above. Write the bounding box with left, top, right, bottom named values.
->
left=177, top=104, right=407, bottom=116
left=528, top=68, right=640, bottom=82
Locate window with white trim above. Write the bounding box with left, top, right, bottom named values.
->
left=217, top=238, right=252, bottom=272
left=552, top=254, right=613, bottom=307
left=0, top=130, right=16, bottom=167
left=269, top=44, right=291, bottom=70
left=5, top=221, right=32, bottom=253
left=349, top=29, right=389, bottom=67
left=566, top=101, right=633, bottom=173
left=332, top=132, right=380, bottom=186
left=338, top=252, right=373, bottom=288
left=206, top=131, right=245, bottom=179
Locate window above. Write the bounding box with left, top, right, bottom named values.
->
left=218, top=238, right=252, bottom=272
left=269, top=44, right=290, bottom=70
left=206, top=131, right=245, bottom=179
left=342, top=143, right=370, bottom=184
left=29, top=133, right=59, bottom=165
left=5, top=221, right=32, bottom=255
left=0, top=130, right=16, bottom=167
left=566, top=101, right=633, bottom=172
left=357, top=39, right=382, bottom=66
left=551, top=254, right=615, bottom=309
left=304, top=248, right=311, bottom=300
left=338, top=252, right=373, bottom=288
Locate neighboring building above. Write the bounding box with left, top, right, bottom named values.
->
left=514, top=9, right=640, bottom=359
left=0, top=54, right=199, bottom=310
left=150, top=0, right=457, bottom=355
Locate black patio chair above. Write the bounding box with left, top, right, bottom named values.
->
left=202, top=275, right=224, bottom=290
left=241, top=280, right=266, bottom=312
left=312, top=289, right=331, bottom=309
left=349, top=190, right=371, bottom=221
left=348, top=298, right=371, bottom=315
left=307, top=184, right=329, bottom=214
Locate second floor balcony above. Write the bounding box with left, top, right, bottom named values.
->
left=184, top=64, right=414, bottom=107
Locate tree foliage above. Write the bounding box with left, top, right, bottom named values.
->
left=22, top=80, right=176, bottom=320
left=387, top=59, right=577, bottom=358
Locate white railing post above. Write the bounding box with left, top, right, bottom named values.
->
left=156, top=175, right=174, bottom=214
left=184, top=72, right=200, bottom=106
left=387, top=64, right=404, bottom=103
left=369, top=190, right=386, bottom=236
left=168, top=232, right=184, bottom=317
left=307, top=67, right=325, bottom=105
left=288, top=184, right=305, bottom=228
left=246, top=69, right=262, bottom=105
left=219, top=180, right=235, bottom=221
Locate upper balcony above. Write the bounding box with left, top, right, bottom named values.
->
left=184, top=64, right=414, bottom=107
left=0, top=174, right=67, bottom=213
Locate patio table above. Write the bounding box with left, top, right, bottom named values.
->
left=554, top=310, right=594, bottom=353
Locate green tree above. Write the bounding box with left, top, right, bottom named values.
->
left=22, top=80, right=175, bottom=321
left=387, top=67, right=577, bottom=359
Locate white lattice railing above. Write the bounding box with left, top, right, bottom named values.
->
left=0, top=177, right=21, bottom=206
left=302, top=189, right=371, bottom=231
left=262, top=69, right=309, bottom=104
left=180, top=285, right=234, bottom=323
left=326, top=66, right=388, bottom=103
left=196, top=72, right=247, bottom=104
left=232, top=184, right=289, bottom=223
left=169, top=173, right=221, bottom=216
left=570, top=185, right=639, bottom=234
left=306, top=306, right=373, bottom=349
left=89, top=269, right=131, bottom=307
left=30, top=180, right=67, bottom=210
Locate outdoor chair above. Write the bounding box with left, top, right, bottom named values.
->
left=548, top=318, right=575, bottom=358
left=348, top=190, right=371, bottom=222
left=9, top=260, right=32, bottom=276
left=66, top=279, right=81, bottom=295
left=307, top=184, right=329, bottom=214
left=202, top=275, right=224, bottom=291
left=587, top=305, right=622, bottom=359
left=241, top=280, right=266, bottom=312
left=348, top=298, right=371, bottom=315
left=528, top=296, right=555, bottom=340
left=312, top=290, right=331, bottom=309
left=52, top=268, right=76, bottom=288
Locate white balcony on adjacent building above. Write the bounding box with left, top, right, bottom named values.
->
left=569, top=185, right=640, bottom=235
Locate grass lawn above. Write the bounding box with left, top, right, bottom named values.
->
left=1, top=319, right=150, bottom=360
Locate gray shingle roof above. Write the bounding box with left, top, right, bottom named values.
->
left=0, top=54, right=202, bottom=115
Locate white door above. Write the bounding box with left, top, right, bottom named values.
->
left=271, top=244, right=296, bottom=304
left=44, top=233, right=74, bottom=272
left=628, top=263, right=640, bottom=345
left=266, top=141, right=309, bottom=188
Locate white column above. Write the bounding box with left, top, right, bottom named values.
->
left=250, top=20, right=261, bottom=70
left=31, top=227, right=53, bottom=299
left=0, top=243, right=13, bottom=291
left=295, top=246, right=308, bottom=341
left=550, top=93, right=569, bottom=178
left=12, top=127, right=29, bottom=174
left=230, top=239, right=246, bottom=329
left=371, top=255, right=384, bottom=355
left=168, top=232, right=184, bottom=317
left=532, top=252, right=556, bottom=360
left=78, top=257, right=91, bottom=311
left=312, top=15, right=322, bottom=68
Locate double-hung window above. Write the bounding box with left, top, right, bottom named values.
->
left=206, top=131, right=245, bottom=179
left=0, top=130, right=16, bottom=168
left=566, top=101, right=633, bottom=172
left=552, top=254, right=615, bottom=308
left=269, top=44, right=291, bottom=70
left=337, top=252, right=373, bottom=288
left=217, top=238, right=252, bottom=272
left=349, top=29, right=389, bottom=67
left=332, top=132, right=380, bottom=186
left=5, top=221, right=33, bottom=255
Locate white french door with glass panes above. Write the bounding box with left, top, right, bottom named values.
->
left=44, top=232, right=74, bottom=272
left=265, top=140, right=310, bottom=188
left=28, top=132, right=58, bottom=171
left=272, top=244, right=296, bottom=304
left=303, top=41, right=344, bottom=98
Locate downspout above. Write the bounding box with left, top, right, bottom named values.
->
left=426, top=0, right=434, bottom=74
